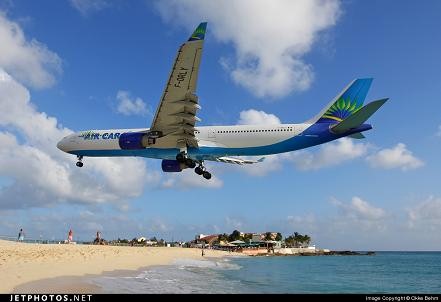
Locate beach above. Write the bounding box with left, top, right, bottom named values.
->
left=0, top=239, right=233, bottom=293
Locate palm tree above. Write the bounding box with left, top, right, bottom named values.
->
left=303, top=235, right=311, bottom=246
left=264, top=232, right=272, bottom=241
left=228, top=230, right=241, bottom=242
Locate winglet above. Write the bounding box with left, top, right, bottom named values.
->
left=188, top=22, right=207, bottom=41
left=257, top=157, right=265, bottom=162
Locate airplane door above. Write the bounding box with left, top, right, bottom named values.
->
left=208, top=129, right=216, bottom=141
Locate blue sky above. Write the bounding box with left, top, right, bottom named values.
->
left=0, top=0, right=440, bottom=250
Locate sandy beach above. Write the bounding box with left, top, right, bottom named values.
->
left=0, top=239, right=235, bottom=293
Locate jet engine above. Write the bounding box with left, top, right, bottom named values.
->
left=161, top=159, right=187, bottom=172
left=118, top=132, right=148, bottom=150
left=119, top=131, right=163, bottom=150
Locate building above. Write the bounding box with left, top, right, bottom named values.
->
left=195, top=234, right=208, bottom=240
left=251, top=234, right=261, bottom=243
left=195, top=234, right=219, bottom=246
left=137, top=237, right=147, bottom=243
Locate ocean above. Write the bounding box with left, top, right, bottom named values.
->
left=90, top=252, right=441, bottom=293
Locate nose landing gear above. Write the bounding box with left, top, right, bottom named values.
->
left=76, top=156, right=83, bottom=167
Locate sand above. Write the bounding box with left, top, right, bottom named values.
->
left=0, top=239, right=235, bottom=293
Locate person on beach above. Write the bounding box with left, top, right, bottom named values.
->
left=68, top=229, right=73, bottom=243
left=18, top=228, right=25, bottom=242
left=95, top=231, right=102, bottom=244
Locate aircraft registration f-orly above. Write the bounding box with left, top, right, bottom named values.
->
left=57, top=22, right=388, bottom=180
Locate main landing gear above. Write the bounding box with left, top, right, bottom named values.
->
left=176, top=152, right=211, bottom=180
left=76, top=156, right=83, bottom=168
left=195, top=163, right=211, bottom=180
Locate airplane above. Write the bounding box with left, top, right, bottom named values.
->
left=57, top=22, right=388, bottom=180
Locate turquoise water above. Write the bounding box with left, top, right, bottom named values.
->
left=92, top=252, right=441, bottom=293
left=220, top=252, right=441, bottom=293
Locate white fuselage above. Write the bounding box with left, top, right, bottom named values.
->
left=57, top=123, right=322, bottom=161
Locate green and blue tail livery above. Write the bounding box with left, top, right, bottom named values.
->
left=188, top=22, right=207, bottom=41
left=316, top=78, right=373, bottom=123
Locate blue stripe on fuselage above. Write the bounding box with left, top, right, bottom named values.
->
left=69, top=124, right=372, bottom=160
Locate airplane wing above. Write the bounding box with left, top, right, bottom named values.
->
left=212, top=156, right=265, bottom=165
left=149, top=23, right=207, bottom=149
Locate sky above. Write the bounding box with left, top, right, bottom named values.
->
left=0, top=0, right=440, bottom=250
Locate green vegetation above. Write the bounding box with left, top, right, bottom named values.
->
left=284, top=232, right=311, bottom=247
left=228, top=230, right=242, bottom=242
left=217, top=230, right=309, bottom=246
left=217, top=233, right=229, bottom=242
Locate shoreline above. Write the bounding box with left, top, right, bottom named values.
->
left=13, top=256, right=232, bottom=294
left=13, top=267, right=150, bottom=294
left=0, top=239, right=238, bottom=293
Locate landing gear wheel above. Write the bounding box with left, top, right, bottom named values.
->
left=186, top=158, right=196, bottom=169
left=176, top=153, right=185, bottom=163
left=76, top=156, right=83, bottom=168
left=195, top=166, right=203, bottom=175
left=202, top=171, right=212, bottom=180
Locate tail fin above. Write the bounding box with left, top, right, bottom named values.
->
left=309, top=78, right=373, bottom=124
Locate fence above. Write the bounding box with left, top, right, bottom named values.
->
left=0, top=235, right=85, bottom=244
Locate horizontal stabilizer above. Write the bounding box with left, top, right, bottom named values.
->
left=331, top=98, right=388, bottom=134
left=348, top=133, right=366, bottom=139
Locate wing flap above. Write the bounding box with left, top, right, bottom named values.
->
left=214, top=156, right=265, bottom=165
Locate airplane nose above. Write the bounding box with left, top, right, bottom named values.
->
left=57, top=139, right=67, bottom=152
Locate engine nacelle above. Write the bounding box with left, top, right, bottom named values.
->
left=161, top=160, right=186, bottom=172
left=119, top=131, right=164, bottom=149
left=118, top=132, right=148, bottom=150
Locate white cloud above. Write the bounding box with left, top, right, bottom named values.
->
left=0, top=69, right=157, bottom=209
left=238, top=138, right=368, bottom=176
left=407, top=196, right=441, bottom=229
left=238, top=109, right=281, bottom=125
left=116, top=90, right=149, bottom=116
left=146, top=218, right=172, bottom=233
left=328, top=196, right=388, bottom=234
left=155, top=0, right=341, bottom=98
left=367, top=143, right=424, bottom=171
left=332, top=196, right=387, bottom=221
left=0, top=13, right=61, bottom=88
left=225, top=217, right=244, bottom=230
left=286, top=214, right=318, bottom=233
left=162, top=168, right=223, bottom=189
left=69, top=0, right=109, bottom=16
left=289, top=137, right=368, bottom=170
left=240, top=154, right=283, bottom=177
